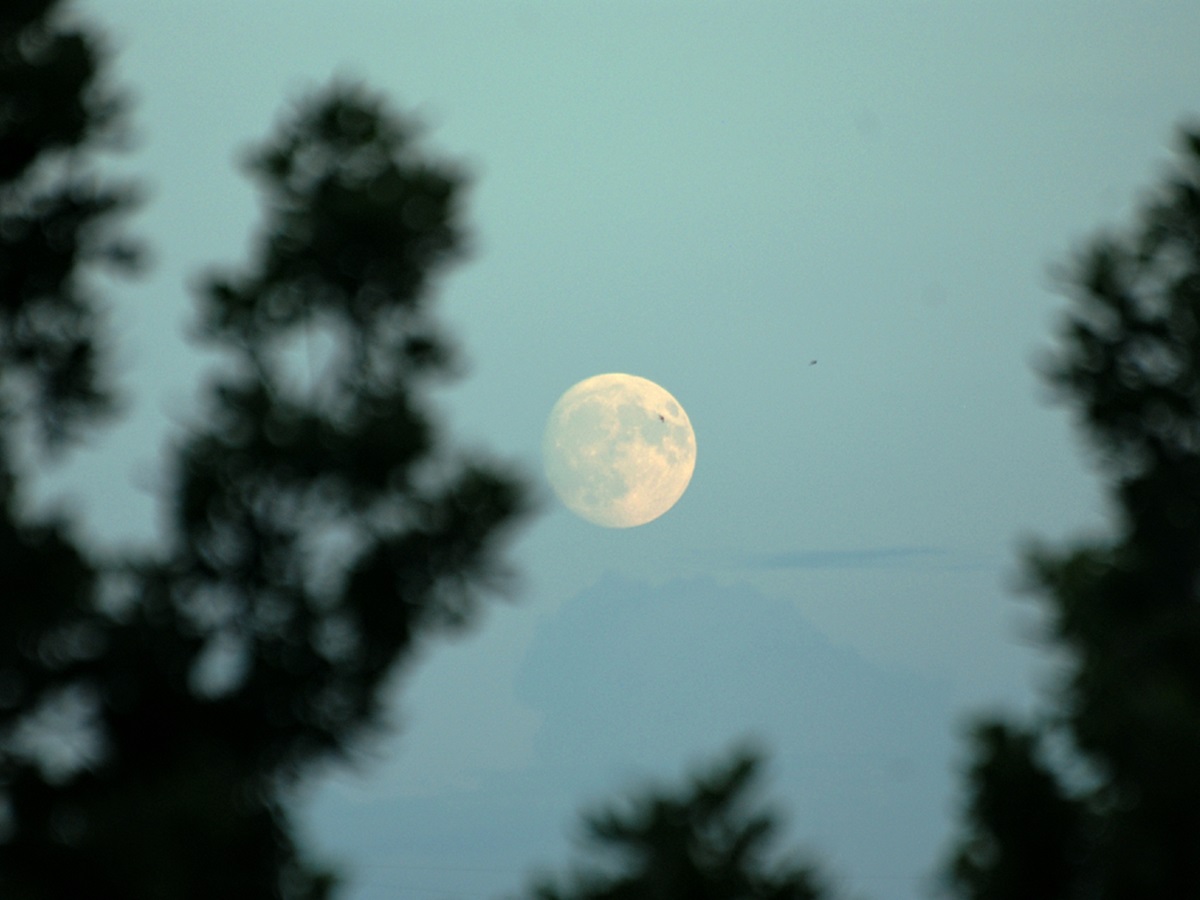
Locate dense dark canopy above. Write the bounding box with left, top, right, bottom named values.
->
left=0, top=2, right=527, bottom=897
left=946, top=128, right=1200, bottom=899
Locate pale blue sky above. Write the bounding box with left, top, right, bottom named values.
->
left=38, top=2, right=1200, bottom=898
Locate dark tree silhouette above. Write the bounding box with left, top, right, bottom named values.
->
left=945, top=127, right=1200, bottom=898
left=0, top=0, right=136, bottom=449
left=0, top=2, right=528, bottom=898
left=518, top=746, right=831, bottom=900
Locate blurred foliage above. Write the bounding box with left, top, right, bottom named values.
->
left=945, top=127, right=1200, bottom=898
left=517, top=746, right=832, bottom=900
left=0, top=0, right=138, bottom=450
left=0, top=2, right=528, bottom=898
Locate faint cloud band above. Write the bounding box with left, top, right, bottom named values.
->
left=731, top=546, right=997, bottom=572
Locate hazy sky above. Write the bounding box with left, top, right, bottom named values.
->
left=42, top=2, right=1200, bottom=898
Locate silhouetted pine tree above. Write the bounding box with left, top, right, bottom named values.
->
left=946, top=127, right=1200, bottom=899
left=0, top=2, right=528, bottom=898
left=519, top=747, right=830, bottom=900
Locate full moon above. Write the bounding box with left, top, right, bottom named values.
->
left=542, top=373, right=697, bottom=528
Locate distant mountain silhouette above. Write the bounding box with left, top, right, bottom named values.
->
left=312, top=574, right=958, bottom=900
left=519, top=573, right=950, bottom=780
left=514, top=573, right=959, bottom=898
